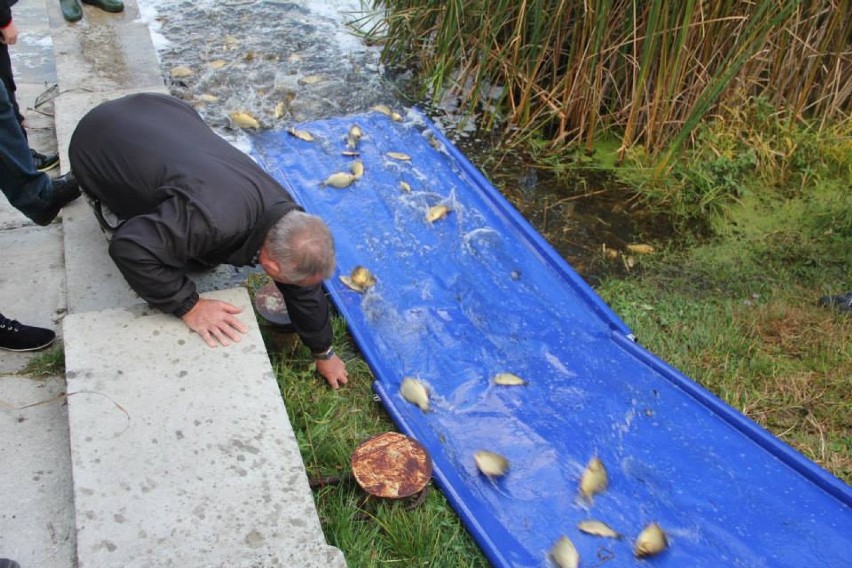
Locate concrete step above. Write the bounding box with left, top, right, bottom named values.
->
left=1, top=0, right=345, bottom=566
left=63, top=288, right=345, bottom=567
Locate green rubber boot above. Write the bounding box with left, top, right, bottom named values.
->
left=81, top=0, right=125, bottom=13
left=59, top=0, right=82, bottom=22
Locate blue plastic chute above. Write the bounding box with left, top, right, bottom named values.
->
left=252, top=110, right=851, bottom=567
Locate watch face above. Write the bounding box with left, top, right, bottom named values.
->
left=315, top=347, right=334, bottom=360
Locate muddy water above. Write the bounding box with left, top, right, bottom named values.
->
left=139, top=0, right=654, bottom=282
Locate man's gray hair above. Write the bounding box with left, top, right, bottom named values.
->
left=266, top=211, right=335, bottom=282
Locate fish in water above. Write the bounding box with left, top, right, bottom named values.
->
left=399, top=181, right=411, bottom=192
left=339, top=266, right=376, bottom=293
left=346, top=124, right=363, bottom=149
left=371, top=104, right=392, bottom=116
left=386, top=151, right=411, bottom=161
left=400, top=377, right=429, bottom=411
left=287, top=128, right=315, bottom=142
left=634, top=522, right=668, bottom=558
left=426, top=204, right=451, bottom=223
left=229, top=111, right=260, bottom=129
left=299, top=74, right=325, bottom=85
left=274, top=101, right=286, bottom=119
left=549, top=536, right=579, bottom=568
left=474, top=450, right=509, bottom=478
left=577, top=520, right=621, bottom=539
left=341, top=150, right=360, bottom=157
left=579, top=456, right=608, bottom=498
left=391, top=111, right=403, bottom=122
left=323, top=172, right=357, bottom=189
left=169, top=65, right=194, bottom=78
left=350, top=160, right=364, bottom=179
left=492, top=372, right=526, bottom=386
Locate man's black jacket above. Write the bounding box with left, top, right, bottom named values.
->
left=69, top=93, right=332, bottom=352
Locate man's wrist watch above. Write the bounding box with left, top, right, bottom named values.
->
left=312, top=346, right=335, bottom=360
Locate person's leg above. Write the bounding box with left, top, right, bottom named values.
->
left=0, top=82, right=79, bottom=225
left=1, top=44, right=59, bottom=172
left=0, top=43, right=25, bottom=129
left=0, top=79, right=53, bottom=217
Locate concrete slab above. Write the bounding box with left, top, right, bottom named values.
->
left=0, top=374, right=75, bottom=568
left=9, top=0, right=57, bottom=86
left=59, top=198, right=141, bottom=315
left=63, top=287, right=346, bottom=568
left=0, top=223, right=66, bottom=374
left=47, top=1, right=164, bottom=96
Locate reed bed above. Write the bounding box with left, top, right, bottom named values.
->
left=365, top=0, right=850, bottom=165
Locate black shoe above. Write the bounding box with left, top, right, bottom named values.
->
left=0, top=560, right=22, bottom=568
left=0, top=314, right=56, bottom=352
left=31, top=148, right=60, bottom=172
left=30, top=172, right=81, bottom=226
left=81, top=0, right=125, bottom=13
left=819, top=292, right=852, bottom=313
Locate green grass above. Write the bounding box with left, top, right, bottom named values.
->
left=22, top=344, right=65, bottom=377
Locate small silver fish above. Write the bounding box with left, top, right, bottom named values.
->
left=350, top=160, right=364, bottom=179
left=549, top=536, right=579, bottom=568
left=386, top=151, right=411, bottom=161
left=391, top=111, right=403, bottom=122
left=323, top=172, right=356, bottom=188
left=634, top=523, right=668, bottom=558
left=341, top=150, right=360, bottom=157
left=426, top=204, right=451, bottom=223
left=400, top=377, right=429, bottom=411
left=350, top=266, right=376, bottom=289
left=577, top=520, right=621, bottom=539
left=579, top=456, right=608, bottom=498
left=169, top=65, right=194, bottom=78
left=346, top=124, right=363, bottom=149
left=371, top=104, right=392, bottom=115
left=299, top=74, right=325, bottom=85
left=274, top=101, right=286, bottom=119
left=399, top=181, right=411, bottom=192
left=339, top=266, right=376, bottom=293
left=229, top=111, right=260, bottom=129
left=288, top=127, right=314, bottom=142
left=492, top=372, right=526, bottom=386
left=474, top=450, right=509, bottom=477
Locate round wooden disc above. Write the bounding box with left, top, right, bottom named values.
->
left=351, top=432, right=432, bottom=499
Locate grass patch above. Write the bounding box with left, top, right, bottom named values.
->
left=21, top=344, right=65, bottom=377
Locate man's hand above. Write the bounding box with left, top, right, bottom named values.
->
left=1, top=22, right=19, bottom=45
left=315, top=355, right=349, bottom=389
left=181, top=298, right=249, bottom=347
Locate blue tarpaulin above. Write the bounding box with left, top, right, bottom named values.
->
left=251, top=110, right=851, bottom=567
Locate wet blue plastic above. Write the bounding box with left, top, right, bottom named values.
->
left=251, top=111, right=851, bottom=567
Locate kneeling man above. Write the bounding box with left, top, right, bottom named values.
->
left=69, top=93, right=348, bottom=388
